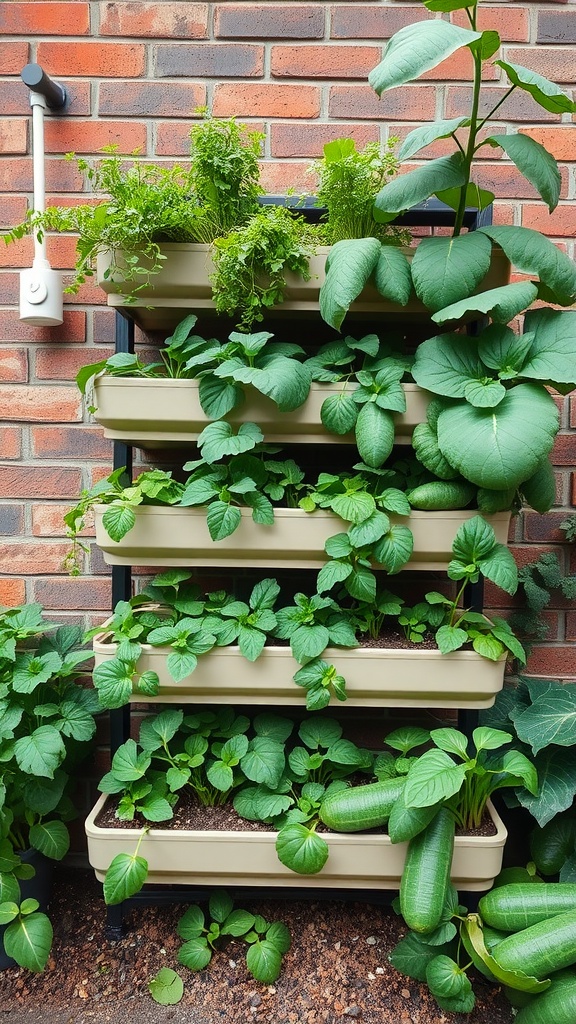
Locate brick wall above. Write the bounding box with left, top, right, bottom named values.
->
left=0, top=1, right=575, bottom=681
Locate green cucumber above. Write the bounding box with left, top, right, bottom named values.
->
left=319, top=776, right=405, bottom=833
left=406, top=481, right=476, bottom=511
left=515, top=974, right=576, bottom=1024
left=479, top=883, right=576, bottom=931
left=399, top=807, right=455, bottom=934
left=491, top=908, right=576, bottom=979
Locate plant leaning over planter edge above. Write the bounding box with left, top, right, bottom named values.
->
left=0, top=603, right=100, bottom=972
left=319, top=0, right=576, bottom=332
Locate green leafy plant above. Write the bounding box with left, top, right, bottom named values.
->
left=188, top=112, right=264, bottom=239
left=509, top=551, right=576, bottom=643
left=177, top=890, right=290, bottom=984
left=0, top=604, right=99, bottom=971
left=148, top=967, right=184, bottom=1006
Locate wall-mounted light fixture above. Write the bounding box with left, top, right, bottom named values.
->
left=19, top=63, right=68, bottom=326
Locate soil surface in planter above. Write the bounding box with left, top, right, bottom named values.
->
left=0, top=866, right=514, bottom=1024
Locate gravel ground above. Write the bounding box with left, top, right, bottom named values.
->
left=0, top=866, right=515, bottom=1024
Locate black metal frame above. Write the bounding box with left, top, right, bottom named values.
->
left=104, top=202, right=491, bottom=936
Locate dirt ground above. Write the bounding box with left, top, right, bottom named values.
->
left=0, top=866, right=514, bottom=1024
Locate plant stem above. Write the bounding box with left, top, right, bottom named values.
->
left=453, top=6, right=482, bottom=237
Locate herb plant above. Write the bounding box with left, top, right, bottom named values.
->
left=188, top=112, right=264, bottom=239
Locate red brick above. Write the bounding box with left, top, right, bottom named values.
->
left=522, top=203, right=576, bottom=237
left=0, top=348, right=28, bottom=383
left=0, top=157, right=84, bottom=193
left=99, top=2, right=208, bottom=38
left=156, top=123, right=196, bottom=157
left=215, top=5, right=325, bottom=39
left=474, top=162, right=568, bottom=200
left=0, top=195, right=27, bottom=228
left=523, top=512, right=574, bottom=543
left=44, top=120, right=147, bottom=155
left=258, top=160, right=313, bottom=195
left=520, top=126, right=576, bottom=162
left=93, top=310, right=118, bottom=346
left=99, top=82, right=207, bottom=118
left=524, top=645, right=576, bottom=678
left=567, top=612, right=576, bottom=642
left=0, top=310, right=86, bottom=344
left=0, top=41, right=29, bottom=74
left=538, top=11, right=576, bottom=44
left=330, top=5, right=431, bottom=39
left=512, top=544, right=559, bottom=571
left=32, top=576, right=112, bottom=610
left=0, top=3, right=89, bottom=35
left=0, top=577, right=26, bottom=606
left=329, top=84, right=436, bottom=122
left=0, top=465, right=83, bottom=499
left=213, top=83, right=320, bottom=119
left=36, top=42, right=146, bottom=78
left=0, top=385, right=81, bottom=422
left=35, top=347, right=113, bottom=382
left=0, top=234, right=81, bottom=271
left=31, top=426, right=113, bottom=461
left=156, top=43, right=263, bottom=78
left=0, top=426, right=22, bottom=460
left=270, top=122, right=378, bottom=159
left=552, top=433, right=576, bottom=466
left=271, top=45, right=380, bottom=80
left=0, top=541, right=74, bottom=575
left=445, top=86, right=561, bottom=123
left=0, top=120, right=28, bottom=155
left=2, top=80, right=92, bottom=117
left=32, top=502, right=93, bottom=538
left=492, top=203, right=518, bottom=225
left=421, top=49, right=498, bottom=82
left=503, top=46, right=576, bottom=83
left=570, top=395, right=576, bottom=429
left=452, top=6, right=529, bottom=42
left=0, top=504, right=25, bottom=536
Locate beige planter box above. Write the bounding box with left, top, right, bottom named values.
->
left=86, top=794, right=506, bottom=892
left=94, top=505, right=511, bottom=570
left=92, top=378, right=430, bottom=448
left=96, top=243, right=511, bottom=332
left=92, top=634, right=506, bottom=709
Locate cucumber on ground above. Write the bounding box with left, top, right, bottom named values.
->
left=399, top=807, right=455, bottom=934
left=479, top=883, right=576, bottom=931
left=406, top=481, right=477, bottom=511
left=515, top=974, right=576, bottom=1024
left=319, top=776, right=405, bottom=833
left=491, top=908, right=576, bottom=979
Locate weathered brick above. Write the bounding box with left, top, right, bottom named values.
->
left=0, top=426, right=22, bottom=460
left=474, top=162, right=568, bottom=200
left=567, top=612, right=576, bottom=642
left=156, top=43, right=263, bottom=79
left=0, top=120, right=28, bottom=155
left=0, top=465, right=83, bottom=499
left=0, top=385, right=82, bottom=422
left=523, top=511, right=574, bottom=543
left=0, top=157, right=84, bottom=193
left=0, top=3, right=90, bottom=35
left=445, top=86, right=561, bottom=123
left=32, top=575, right=112, bottom=610
left=99, top=2, right=208, bottom=38
left=0, top=195, right=27, bottom=228
left=35, top=347, right=113, bottom=382
left=520, top=126, right=576, bottom=162
left=0, top=540, right=74, bottom=575
left=0, top=504, right=24, bottom=536
left=331, top=5, right=431, bottom=39
left=156, top=122, right=196, bottom=157
left=44, top=120, right=147, bottom=154
left=36, top=41, right=146, bottom=78
left=259, top=160, right=313, bottom=195
left=452, top=6, right=529, bottom=42
left=93, top=310, right=118, bottom=346
left=0, top=41, right=29, bottom=74
left=525, top=645, right=576, bottom=679
left=570, top=395, right=576, bottom=429
left=522, top=203, right=576, bottom=238
left=0, top=310, right=86, bottom=344
left=503, top=46, right=576, bottom=83
left=0, top=578, right=26, bottom=606
left=329, top=85, right=436, bottom=122
left=32, top=502, right=92, bottom=538
left=213, top=83, right=320, bottom=119
left=538, top=11, right=576, bottom=44
left=2, top=80, right=92, bottom=117
left=215, top=5, right=325, bottom=39
left=421, top=48, right=498, bottom=81
left=0, top=348, right=28, bottom=383
left=31, top=426, right=113, bottom=461
left=271, top=45, right=380, bottom=80
left=99, top=81, right=206, bottom=119
left=552, top=433, right=576, bottom=466
left=270, top=121, right=378, bottom=159
left=0, top=234, right=80, bottom=271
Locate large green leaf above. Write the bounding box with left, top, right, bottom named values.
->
left=206, top=501, right=242, bottom=541
left=178, top=938, right=212, bottom=971
left=496, top=59, right=576, bottom=115
left=517, top=748, right=576, bottom=827
left=321, top=392, right=358, bottom=435
left=242, top=737, right=285, bottom=788
left=372, top=524, right=414, bottom=573
left=411, top=233, right=492, bottom=313
left=373, top=245, right=412, bottom=305
left=404, top=748, right=467, bottom=807
left=13, top=726, right=65, bottom=779
left=29, top=820, right=69, bottom=861
left=374, top=155, right=466, bottom=219
left=197, top=420, right=262, bottom=462
left=432, top=281, right=539, bottom=326
left=411, top=334, right=486, bottom=398
left=512, top=686, right=576, bottom=754
left=436, top=383, right=559, bottom=490
left=4, top=911, right=53, bottom=973
left=412, top=422, right=461, bottom=480
left=101, top=503, right=136, bottom=542
left=198, top=376, right=241, bottom=419
left=103, top=852, right=149, bottom=905
left=480, top=225, right=576, bottom=304
left=246, top=939, right=283, bottom=984
left=398, top=118, right=468, bottom=161
left=522, top=308, right=576, bottom=387
left=275, top=823, right=329, bottom=875
left=246, top=356, right=312, bottom=412
left=489, top=133, right=560, bottom=212
left=369, top=21, right=481, bottom=94
left=355, top=404, right=395, bottom=469
left=319, top=238, right=381, bottom=331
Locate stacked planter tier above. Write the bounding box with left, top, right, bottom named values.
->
left=86, top=795, right=507, bottom=892
left=96, top=243, right=511, bottom=331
